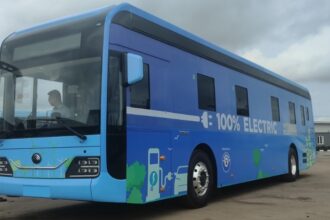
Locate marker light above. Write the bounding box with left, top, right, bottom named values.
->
left=66, top=157, right=100, bottom=178
left=0, top=157, right=13, bottom=176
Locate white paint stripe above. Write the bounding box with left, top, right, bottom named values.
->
left=127, top=107, right=200, bottom=122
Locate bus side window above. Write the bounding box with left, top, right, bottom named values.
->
left=300, top=105, right=306, bottom=126
left=271, top=96, right=280, bottom=121
left=197, top=74, right=216, bottom=111
left=306, top=107, right=310, bottom=121
left=235, top=85, right=249, bottom=116
left=130, top=64, right=150, bottom=109
left=289, top=102, right=296, bottom=124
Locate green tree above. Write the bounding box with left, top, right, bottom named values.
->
left=126, top=161, right=146, bottom=203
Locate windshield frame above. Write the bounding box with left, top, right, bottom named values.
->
left=0, top=12, right=107, bottom=139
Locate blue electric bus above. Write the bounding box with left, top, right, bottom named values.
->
left=0, top=3, right=316, bottom=208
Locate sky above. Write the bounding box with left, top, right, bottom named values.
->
left=0, top=0, right=329, bottom=121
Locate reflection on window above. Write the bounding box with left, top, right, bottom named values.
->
left=306, top=107, right=310, bottom=121
left=130, top=64, right=150, bottom=109
left=289, top=102, right=296, bottom=124
left=13, top=33, right=81, bottom=61
left=0, top=77, right=4, bottom=117
left=0, top=16, right=103, bottom=138
left=108, top=53, right=123, bottom=127
left=1, top=58, right=101, bottom=134
left=197, top=74, right=216, bottom=111
left=300, top=105, right=306, bottom=126
left=271, top=96, right=280, bottom=121
left=15, top=77, right=34, bottom=117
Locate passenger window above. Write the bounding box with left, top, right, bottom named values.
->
left=300, top=105, right=306, bottom=126
left=306, top=107, right=310, bottom=121
left=197, top=74, right=216, bottom=111
left=235, top=85, right=249, bottom=116
left=289, top=102, right=296, bottom=124
left=130, top=64, right=150, bottom=109
left=271, top=96, right=280, bottom=121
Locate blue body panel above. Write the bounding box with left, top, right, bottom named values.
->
left=0, top=3, right=316, bottom=203
left=111, top=23, right=315, bottom=203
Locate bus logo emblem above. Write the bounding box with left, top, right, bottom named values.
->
left=32, top=153, right=42, bottom=164
left=222, top=152, right=231, bottom=173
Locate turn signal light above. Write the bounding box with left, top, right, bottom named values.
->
left=0, top=157, right=13, bottom=176
left=66, top=157, right=100, bottom=178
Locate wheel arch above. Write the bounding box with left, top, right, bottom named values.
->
left=290, top=143, right=298, bottom=159
left=289, top=143, right=299, bottom=174
left=192, top=143, right=218, bottom=188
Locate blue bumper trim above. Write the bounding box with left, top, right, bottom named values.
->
left=0, top=173, right=126, bottom=202
left=0, top=176, right=92, bottom=201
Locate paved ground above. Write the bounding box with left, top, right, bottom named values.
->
left=1, top=151, right=330, bottom=220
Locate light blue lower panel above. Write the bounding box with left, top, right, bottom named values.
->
left=91, top=172, right=126, bottom=203
left=0, top=177, right=92, bottom=201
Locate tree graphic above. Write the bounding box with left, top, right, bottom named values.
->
left=253, top=148, right=268, bottom=179
left=127, top=161, right=146, bottom=203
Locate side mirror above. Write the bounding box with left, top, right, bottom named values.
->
left=124, top=53, right=143, bottom=85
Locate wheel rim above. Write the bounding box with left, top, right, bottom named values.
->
left=290, top=154, right=297, bottom=176
left=192, top=161, right=209, bottom=197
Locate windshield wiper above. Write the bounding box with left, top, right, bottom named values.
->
left=54, top=117, right=87, bottom=141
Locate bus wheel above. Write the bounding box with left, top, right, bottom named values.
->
left=185, top=150, right=214, bottom=208
left=284, top=148, right=299, bottom=182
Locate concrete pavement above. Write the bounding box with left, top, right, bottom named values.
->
left=1, top=151, right=329, bottom=220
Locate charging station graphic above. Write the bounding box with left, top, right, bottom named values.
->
left=146, top=148, right=182, bottom=202
left=146, top=148, right=161, bottom=202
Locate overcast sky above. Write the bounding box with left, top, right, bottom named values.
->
left=0, top=0, right=329, bottom=120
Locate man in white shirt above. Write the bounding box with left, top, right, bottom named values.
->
left=48, top=90, right=73, bottom=119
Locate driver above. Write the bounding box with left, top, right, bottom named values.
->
left=48, top=90, right=73, bottom=119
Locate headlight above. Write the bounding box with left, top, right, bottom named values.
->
left=0, top=157, right=13, bottom=176
left=66, top=157, right=100, bottom=178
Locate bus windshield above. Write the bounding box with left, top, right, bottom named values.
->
left=0, top=16, right=104, bottom=139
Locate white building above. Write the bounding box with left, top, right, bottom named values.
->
left=315, top=121, right=330, bottom=151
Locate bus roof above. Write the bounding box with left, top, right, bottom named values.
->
left=9, top=3, right=310, bottom=100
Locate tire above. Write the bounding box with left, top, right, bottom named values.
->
left=284, top=148, right=299, bottom=182
left=185, top=150, right=214, bottom=208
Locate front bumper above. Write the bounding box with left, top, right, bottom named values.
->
left=0, top=176, right=92, bottom=201
left=0, top=172, right=127, bottom=202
